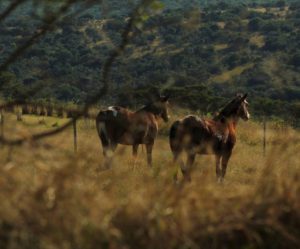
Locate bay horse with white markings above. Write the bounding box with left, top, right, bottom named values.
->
left=169, top=94, right=250, bottom=182
left=96, top=96, right=170, bottom=167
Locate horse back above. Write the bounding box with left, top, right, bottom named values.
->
left=174, top=115, right=235, bottom=154
left=96, top=107, right=157, bottom=145
left=184, top=116, right=213, bottom=141
left=128, top=111, right=158, bottom=143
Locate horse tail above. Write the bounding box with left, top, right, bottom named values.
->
left=169, top=120, right=182, bottom=161
left=96, top=111, right=110, bottom=148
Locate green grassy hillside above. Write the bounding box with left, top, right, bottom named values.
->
left=0, top=0, right=300, bottom=123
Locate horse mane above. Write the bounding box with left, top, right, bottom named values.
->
left=213, top=96, right=241, bottom=121
left=137, top=102, right=161, bottom=115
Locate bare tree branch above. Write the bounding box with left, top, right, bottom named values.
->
left=0, top=0, right=28, bottom=24
left=0, top=0, right=155, bottom=146
left=83, top=7, right=136, bottom=110
left=0, top=119, right=74, bottom=145
left=83, top=0, right=153, bottom=111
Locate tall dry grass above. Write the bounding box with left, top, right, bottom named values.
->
left=0, top=112, right=299, bottom=249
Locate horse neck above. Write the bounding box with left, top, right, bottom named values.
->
left=225, top=116, right=240, bottom=135
left=214, top=115, right=239, bottom=132
left=136, top=104, right=160, bottom=116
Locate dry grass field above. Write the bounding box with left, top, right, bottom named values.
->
left=0, top=110, right=299, bottom=249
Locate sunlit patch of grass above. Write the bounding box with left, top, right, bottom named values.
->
left=241, top=19, right=249, bottom=25
left=217, top=22, right=225, bottom=29
left=248, top=7, right=289, bottom=17
left=270, top=7, right=290, bottom=17
left=129, top=38, right=186, bottom=59
left=210, top=63, right=254, bottom=83
left=128, top=38, right=162, bottom=59
left=250, top=34, right=265, bottom=48
left=214, top=43, right=228, bottom=51
left=156, top=46, right=185, bottom=57
left=248, top=7, right=267, bottom=13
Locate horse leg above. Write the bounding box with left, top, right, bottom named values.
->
left=132, top=144, right=139, bottom=169
left=104, top=142, right=117, bottom=169
left=170, top=121, right=183, bottom=182
left=146, top=143, right=153, bottom=167
left=215, top=155, right=221, bottom=182
left=99, top=136, right=109, bottom=169
left=182, top=153, right=195, bottom=182
left=110, top=143, right=118, bottom=152
left=172, top=150, right=182, bottom=183
left=97, top=121, right=109, bottom=157
left=102, top=146, right=109, bottom=157
left=98, top=134, right=108, bottom=157
left=220, top=151, right=232, bottom=182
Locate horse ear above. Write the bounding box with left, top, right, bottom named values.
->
left=241, top=93, right=248, bottom=101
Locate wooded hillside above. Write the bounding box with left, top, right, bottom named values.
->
left=0, top=0, right=300, bottom=123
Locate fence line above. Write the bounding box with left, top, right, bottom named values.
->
left=0, top=110, right=4, bottom=138
left=0, top=106, right=297, bottom=155
left=73, top=119, right=78, bottom=153
left=263, top=117, right=267, bottom=157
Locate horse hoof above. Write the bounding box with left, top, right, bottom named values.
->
left=173, top=174, right=178, bottom=182
left=183, top=176, right=191, bottom=182
left=217, top=178, right=224, bottom=184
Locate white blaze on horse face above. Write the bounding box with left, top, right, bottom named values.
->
left=246, top=110, right=250, bottom=120
left=108, top=106, right=118, bottom=117
left=243, top=101, right=250, bottom=120
left=158, top=101, right=169, bottom=122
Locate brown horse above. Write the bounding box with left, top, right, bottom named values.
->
left=96, top=96, right=170, bottom=167
left=169, top=94, right=250, bottom=182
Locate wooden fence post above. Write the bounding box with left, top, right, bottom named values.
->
left=0, top=110, right=4, bottom=137
left=73, top=118, right=77, bottom=153
left=263, top=116, right=266, bottom=156
left=16, top=108, right=22, bottom=121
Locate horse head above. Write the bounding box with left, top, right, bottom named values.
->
left=216, top=93, right=250, bottom=122
left=237, top=93, right=250, bottom=121
left=157, top=95, right=170, bottom=122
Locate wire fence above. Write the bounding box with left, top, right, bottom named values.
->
left=1, top=105, right=298, bottom=155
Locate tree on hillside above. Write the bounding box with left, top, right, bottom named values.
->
left=276, top=0, right=286, bottom=8
left=263, top=34, right=287, bottom=51
left=248, top=17, right=263, bottom=31
left=290, top=51, right=300, bottom=67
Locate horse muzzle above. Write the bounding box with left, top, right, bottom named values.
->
left=242, top=113, right=250, bottom=121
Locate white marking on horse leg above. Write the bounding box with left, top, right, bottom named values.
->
left=106, top=150, right=114, bottom=158
left=98, top=122, right=110, bottom=144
